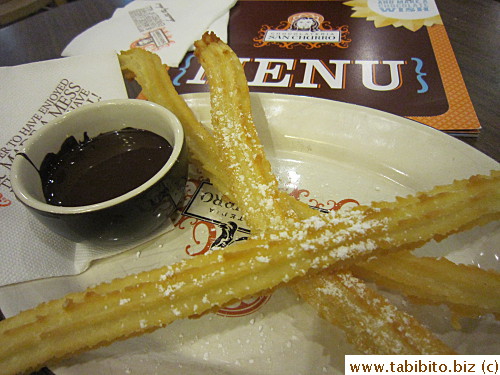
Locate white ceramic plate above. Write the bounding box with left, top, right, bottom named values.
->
left=0, top=93, right=498, bottom=374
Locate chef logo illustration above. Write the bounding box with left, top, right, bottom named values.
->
left=291, top=14, right=320, bottom=31
left=254, top=12, right=351, bottom=49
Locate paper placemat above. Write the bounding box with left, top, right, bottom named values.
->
left=0, top=53, right=131, bottom=286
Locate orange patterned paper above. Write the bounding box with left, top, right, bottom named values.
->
left=408, top=25, right=480, bottom=131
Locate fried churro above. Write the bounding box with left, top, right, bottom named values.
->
left=352, top=251, right=500, bottom=320
left=1, top=171, right=499, bottom=374
left=188, top=33, right=453, bottom=353
left=119, top=34, right=499, bottom=355
left=182, top=33, right=497, bottom=353
left=291, top=271, right=455, bottom=355
left=118, top=49, right=232, bottom=198
left=1, top=33, right=499, bottom=375
left=194, top=33, right=297, bottom=231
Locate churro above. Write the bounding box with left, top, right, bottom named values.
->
left=352, top=251, right=500, bottom=320
left=1, top=171, right=499, bottom=374
left=194, top=32, right=297, bottom=231
left=119, top=35, right=499, bottom=354
left=291, top=271, right=455, bottom=355
left=1, top=33, right=499, bottom=375
left=189, top=33, right=453, bottom=353
left=119, top=49, right=232, bottom=198
left=182, top=33, right=498, bottom=351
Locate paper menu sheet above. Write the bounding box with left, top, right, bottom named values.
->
left=62, top=0, right=236, bottom=67
left=0, top=52, right=129, bottom=286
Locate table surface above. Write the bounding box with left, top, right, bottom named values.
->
left=1, top=0, right=499, bottom=162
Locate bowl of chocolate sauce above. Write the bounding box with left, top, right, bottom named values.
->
left=11, top=99, right=188, bottom=245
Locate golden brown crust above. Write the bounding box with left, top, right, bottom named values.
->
left=1, top=171, right=498, bottom=374
left=191, top=33, right=460, bottom=354
left=352, top=251, right=500, bottom=319
left=291, top=270, right=456, bottom=355
left=1, top=35, right=499, bottom=375
left=194, top=32, right=297, bottom=231
left=118, top=48, right=232, bottom=197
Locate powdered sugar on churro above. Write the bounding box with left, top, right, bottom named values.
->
left=251, top=207, right=388, bottom=273
left=309, top=271, right=446, bottom=354
left=156, top=282, right=186, bottom=299
left=255, top=256, right=271, bottom=263
left=199, top=43, right=294, bottom=233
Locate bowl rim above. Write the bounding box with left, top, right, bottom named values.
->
left=11, top=99, right=185, bottom=215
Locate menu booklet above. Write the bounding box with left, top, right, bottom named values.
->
left=169, top=0, right=480, bottom=136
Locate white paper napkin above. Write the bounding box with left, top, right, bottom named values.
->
left=0, top=53, right=137, bottom=286
left=62, top=0, right=236, bottom=67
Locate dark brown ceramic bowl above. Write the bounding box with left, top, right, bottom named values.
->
left=11, top=99, right=188, bottom=245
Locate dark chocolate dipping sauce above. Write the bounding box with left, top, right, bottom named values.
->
left=40, top=128, right=172, bottom=207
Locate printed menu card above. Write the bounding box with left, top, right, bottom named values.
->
left=169, top=0, right=480, bottom=135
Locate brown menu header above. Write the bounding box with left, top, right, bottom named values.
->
left=169, top=1, right=480, bottom=134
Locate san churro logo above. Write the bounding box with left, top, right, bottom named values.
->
left=179, top=181, right=250, bottom=257
left=174, top=178, right=360, bottom=317
left=254, top=12, right=351, bottom=49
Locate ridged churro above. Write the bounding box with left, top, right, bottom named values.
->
left=119, top=49, right=232, bottom=198
left=352, top=251, right=500, bottom=320
left=189, top=33, right=454, bottom=353
left=1, top=33, right=499, bottom=375
left=194, top=33, right=297, bottom=231
left=179, top=33, right=499, bottom=352
left=291, top=271, right=455, bottom=355
left=1, top=171, right=499, bottom=374
left=119, top=34, right=499, bottom=355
